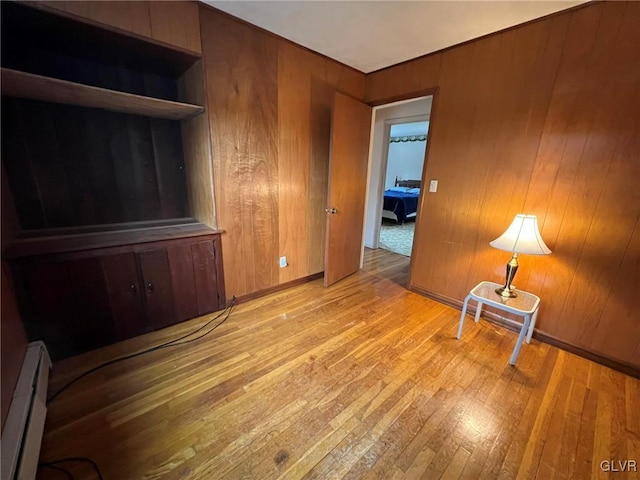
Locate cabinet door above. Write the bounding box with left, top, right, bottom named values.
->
left=66, top=257, right=116, bottom=349
left=167, top=237, right=222, bottom=322
left=167, top=243, right=199, bottom=322
left=12, top=257, right=115, bottom=360
left=12, top=260, right=74, bottom=360
left=102, top=253, right=148, bottom=340
left=191, top=239, right=221, bottom=315
left=138, top=248, right=176, bottom=330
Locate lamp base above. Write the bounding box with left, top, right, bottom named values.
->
left=496, top=252, right=519, bottom=298
left=495, top=286, right=518, bottom=298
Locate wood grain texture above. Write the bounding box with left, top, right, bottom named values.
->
left=1, top=98, right=47, bottom=230
left=366, top=1, right=640, bottom=367
left=8, top=233, right=225, bottom=360
left=139, top=248, right=176, bottom=330
left=149, top=1, right=201, bottom=54
left=38, top=1, right=201, bottom=54
left=191, top=239, right=221, bottom=314
left=1, top=69, right=204, bottom=120
left=178, top=60, right=217, bottom=228
left=308, top=79, right=335, bottom=274
left=166, top=243, right=199, bottom=323
left=1, top=98, right=191, bottom=231
left=102, top=252, right=148, bottom=340
left=36, top=249, right=640, bottom=480
left=277, top=43, right=311, bottom=284
left=38, top=1, right=151, bottom=38
left=200, top=4, right=366, bottom=298
left=324, top=93, right=372, bottom=286
left=202, top=8, right=280, bottom=297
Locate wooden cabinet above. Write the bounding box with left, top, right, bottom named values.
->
left=102, top=252, right=147, bottom=340
left=1, top=2, right=221, bottom=361
left=1, top=1, right=215, bottom=230
left=13, top=257, right=116, bottom=359
left=35, top=1, right=202, bottom=54
left=10, top=234, right=225, bottom=360
left=137, top=248, right=176, bottom=330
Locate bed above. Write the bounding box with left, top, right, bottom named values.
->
left=382, top=177, right=421, bottom=224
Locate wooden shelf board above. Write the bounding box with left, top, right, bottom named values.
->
left=4, top=220, right=224, bottom=258
left=1, top=68, right=204, bottom=120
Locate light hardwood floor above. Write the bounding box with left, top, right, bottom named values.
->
left=38, top=249, right=640, bottom=479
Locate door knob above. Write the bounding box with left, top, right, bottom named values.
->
left=325, top=207, right=338, bottom=214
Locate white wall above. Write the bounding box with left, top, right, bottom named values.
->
left=384, top=140, right=427, bottom=190
left=363, top=97, right=432, bottom=249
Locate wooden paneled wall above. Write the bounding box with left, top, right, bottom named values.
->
left=367, top=1, right=640, bottom=367
left=199, top=6, right=366, bottom=298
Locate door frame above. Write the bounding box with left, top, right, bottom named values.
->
left=361, top=96, right=434, bottom=266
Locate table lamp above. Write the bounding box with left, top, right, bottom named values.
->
left=490, top=214, right=551, bottom=298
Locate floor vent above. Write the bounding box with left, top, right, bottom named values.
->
left=1, top=341, right=51, bottom=480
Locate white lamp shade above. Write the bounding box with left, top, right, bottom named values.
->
left=490, top=214, right=551, bottom=255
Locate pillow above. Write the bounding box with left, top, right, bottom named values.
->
left=389, top=186, right=411, bottom=192
left=408, top=188, right=420, bottom=194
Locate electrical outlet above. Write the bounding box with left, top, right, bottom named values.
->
left=429, top=180, right=438, bottom=192
left=279, top=256, right=287, bottom=268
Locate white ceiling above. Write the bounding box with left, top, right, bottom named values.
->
left=206, top=1, right=587, bottom=73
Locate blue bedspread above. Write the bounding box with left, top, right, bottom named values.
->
left=383, top=190, right=419, bottom=223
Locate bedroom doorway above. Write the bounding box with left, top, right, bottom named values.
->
left=363, top=96, right=433, bottom=259
left=379, top=121, right=429, bottom=256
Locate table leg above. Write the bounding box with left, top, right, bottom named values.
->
left=526, top=306, right=539, bottom=344
left=457, top=294, right=472, bottom=339
left=474, top=302, right=483, bottom=323
left=509, top=314, right=531, bottom=365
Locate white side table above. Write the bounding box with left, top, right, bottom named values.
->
left=457, top=281, right=540, bottom=365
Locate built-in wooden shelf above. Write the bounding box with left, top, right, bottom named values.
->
left=4, top=219, right=223, bottom=258
left=1, top=68, right=204, bottom=120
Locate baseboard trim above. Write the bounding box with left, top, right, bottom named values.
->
left=410, top=285, right=640, bottom=379
left=533, top=332, right=640, bottom=379
left=235, top=272, right=324, bottom=305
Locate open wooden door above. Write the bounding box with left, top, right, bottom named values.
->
left=324, top=92, right=372, bottom=287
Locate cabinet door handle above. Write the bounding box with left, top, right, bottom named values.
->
left=130, top=284, right=137, bottom=295
left=146, top=281, right=154, bottom=294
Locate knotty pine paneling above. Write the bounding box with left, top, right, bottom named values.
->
left=200, top=5, right=366, bottom=298
left=368, top=1, right=640, bottom=367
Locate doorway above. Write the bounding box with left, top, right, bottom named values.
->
left=363, top=96, right=433, bottom=260
left=378, top=120, right=429, bottom=256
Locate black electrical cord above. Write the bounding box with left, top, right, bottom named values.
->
left=38, top=463, right=75, bottom=480
left=47, top=296, right=237, bottom=404
left=39, top=457, right=103, bottom=480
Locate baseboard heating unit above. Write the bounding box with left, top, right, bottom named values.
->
left=1, top=341, right=51, bottom=480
